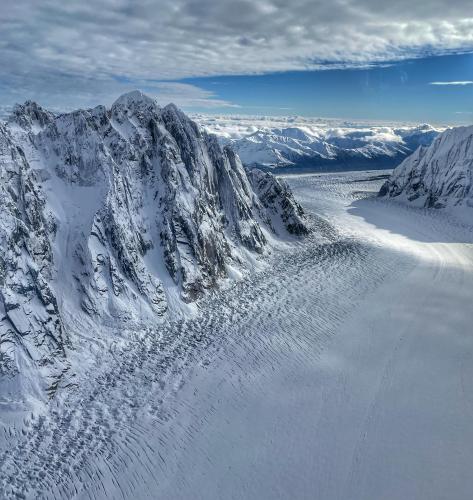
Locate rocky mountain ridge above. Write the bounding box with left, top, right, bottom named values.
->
left=379, top=125, right=473, bottom=208
left=0, top=91, right=308, bottom=404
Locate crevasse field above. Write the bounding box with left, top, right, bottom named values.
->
left=1, top=170, right=473, bottom=500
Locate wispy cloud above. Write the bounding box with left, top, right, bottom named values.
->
left=142, top=82, right=240, bottom=109
left=429, top=81, right=473, bottom=86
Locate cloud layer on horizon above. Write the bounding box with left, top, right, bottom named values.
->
left=1, top=0, right=473, bottom=109
left=192, top=113, right=442, bottom=140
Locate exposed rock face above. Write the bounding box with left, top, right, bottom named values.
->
left=380, top=125, right=473, bottom=208
left=0, top=91, right=308, bottom=390
left=0, top=122, right=65, bottom=392
left=249, top=168, right=309, bottom=236
left=7, top=101, right=55, bottom=133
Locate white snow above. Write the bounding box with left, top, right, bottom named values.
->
left=1, top=170, right=472, bottom=499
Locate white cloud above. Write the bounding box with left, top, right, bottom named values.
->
left=0, top=105, right=14, bottom=120
left=1, top=1, right=473, bottom=108
left=192, top=114, right=434, bottom=140
left=143, top=82, right=239, bottom=109
left=429, top=81, right=473, bottom=85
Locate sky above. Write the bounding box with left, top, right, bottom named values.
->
left=1, top=0, right=473, bottom=124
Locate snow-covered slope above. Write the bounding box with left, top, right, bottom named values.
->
left=196, top=115, right=441, bottom=172
left=379, top=125, right=473, bottom=207
left=0, top=91, right=308, bottom=403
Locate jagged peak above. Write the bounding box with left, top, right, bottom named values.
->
left=418, top=124, right=473, bottom=153
left=380, top=123, right=473, bottom=207
left=417, top=123, right=435, bottom=131
left=111, top=93, right=193, bottom=129
left=7, top=99, right=55, bottom=132
left=163, top=102, right=180, bottom=112
left=112, top=90, right=158, bottom=110
left=161, top=102, right=194, bottom=126
left=10, top=99, right=50, bottom=116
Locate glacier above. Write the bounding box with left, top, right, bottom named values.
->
left=1, top=169, right=472, bottom=500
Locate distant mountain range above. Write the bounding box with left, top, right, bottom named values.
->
left=195, top=114, right=442, bottom=172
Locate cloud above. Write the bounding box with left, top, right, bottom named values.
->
left=429, top=81, right=473, bottom=85
left=0, top=105, right=14, bottom=120
left=141, top=82, right=239, bottom=109
left=1, top=0, right=473, bottom=108
left=192, top=114, right=435, bottom=140
left=0, top=76, right=239, bottom=113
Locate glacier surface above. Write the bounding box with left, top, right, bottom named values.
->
left=1, top=170, right=473, bottom=500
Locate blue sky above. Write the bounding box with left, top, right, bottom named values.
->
left=1, top=1, right=473, bottom=125
left=181, top=53, right=473, bottom=124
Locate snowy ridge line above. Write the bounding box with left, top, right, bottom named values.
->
left=380, top=124, right=473, bottom=207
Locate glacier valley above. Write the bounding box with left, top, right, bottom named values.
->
left=1, top=166, right=472, bottom=499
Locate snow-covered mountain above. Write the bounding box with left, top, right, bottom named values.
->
left=379, top=125, right=473, bottom=208
left=0, top=91, right=307, bottom=403
left=196, top=115, right=441, bottom=172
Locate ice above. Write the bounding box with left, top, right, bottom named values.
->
left=1, top=170, right=472, bottom=499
